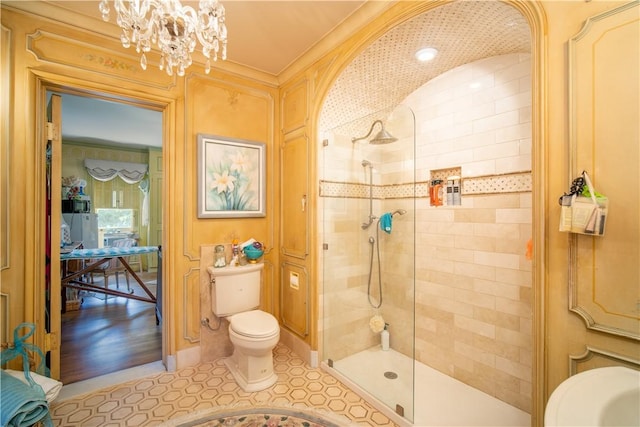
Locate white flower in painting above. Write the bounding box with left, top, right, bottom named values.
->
left=369, top=315, right=385, bottom=334
left=211, top=170, right=236, bottom=194
left=230, top=151, right=249, bottom=174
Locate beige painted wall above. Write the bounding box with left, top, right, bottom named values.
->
left=542, top=0, right=640, bottom=393
left=0, top=5, right=279, bottom=374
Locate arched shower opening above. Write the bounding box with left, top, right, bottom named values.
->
left=317, top=2, right=535, bottom=425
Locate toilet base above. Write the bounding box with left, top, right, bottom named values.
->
left=224, top=352, right=278, bottom=392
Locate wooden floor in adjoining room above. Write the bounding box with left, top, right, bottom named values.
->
left=60, top=271, right=161, bottom=384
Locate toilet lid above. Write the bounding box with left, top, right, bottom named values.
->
left=230, top=310, right=279, bottom=338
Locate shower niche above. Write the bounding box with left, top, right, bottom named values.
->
left=430, top=166, right=462, bottom=207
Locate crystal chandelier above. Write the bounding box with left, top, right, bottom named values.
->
left=99, top=0, right=227, bottom=76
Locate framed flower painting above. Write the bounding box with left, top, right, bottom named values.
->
left=197, top=134, right=266, bottom=218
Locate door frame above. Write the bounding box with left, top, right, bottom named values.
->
left=33, top=71, right=171, bottom=378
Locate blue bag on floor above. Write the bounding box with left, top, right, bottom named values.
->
left=0, top=323, right=53, bottom=427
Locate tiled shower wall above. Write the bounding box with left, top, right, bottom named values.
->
left=407, top=53, right=532, bottom=412
left=320, top=53, right=532, bottom=412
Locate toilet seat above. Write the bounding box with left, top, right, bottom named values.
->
left=229, top=310, right=279, bottom=338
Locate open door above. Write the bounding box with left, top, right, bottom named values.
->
left=45, top=93, right=62, bottom=379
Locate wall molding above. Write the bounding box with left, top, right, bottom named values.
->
left=570, top=346, right=640, bottom=375
left=27, top=30, right=175, bottom=90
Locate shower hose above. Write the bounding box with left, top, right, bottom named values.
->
left=367, top=220, right=383, bottom=309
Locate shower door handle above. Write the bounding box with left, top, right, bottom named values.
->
left=301, top=194, right=306, bottom=212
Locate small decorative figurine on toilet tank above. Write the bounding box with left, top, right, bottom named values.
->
left=242, top=240, right=264, bottom=263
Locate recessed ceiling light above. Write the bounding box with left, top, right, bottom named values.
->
left=415, top=47, right=438, bottom=62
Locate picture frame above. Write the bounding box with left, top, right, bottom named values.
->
left=197, top=134, right=266, bottom=218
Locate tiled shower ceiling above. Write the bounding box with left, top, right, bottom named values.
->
left=319, top=0, right=531, bottom=136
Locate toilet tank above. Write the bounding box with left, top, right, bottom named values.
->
left=207, top=263, right=264, bottom=317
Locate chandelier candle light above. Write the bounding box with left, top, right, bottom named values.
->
left=99, top=0, right=228, bottom=76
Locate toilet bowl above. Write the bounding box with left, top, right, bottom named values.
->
left=207, top=263, right=280, bottom=392
left=224, top=310, right=280, bottom=392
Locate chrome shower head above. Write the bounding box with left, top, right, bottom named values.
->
left=352, top=119, right=398, bottom=145
left=392, top=209, right=407, bottom=216
left=361, top=159, right=372, bottom=167
left=369, top=128, right=398, bottom=145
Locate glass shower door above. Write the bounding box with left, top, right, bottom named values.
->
left=320, top=105, right=416, bottom=422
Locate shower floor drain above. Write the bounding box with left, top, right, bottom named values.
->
left=384, top=371, right=398, bottom=379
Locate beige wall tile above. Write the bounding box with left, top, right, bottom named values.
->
left=455, top=315, right=496, bottom=339
left=455, top=288, right=496, bottom=309
left=474, top=250, right=520, bottom=269
left=455, top=340, right=496, bottom=367
left=473, top=223, right=521, bottom=238
left=496, top=355, right=531, bottom=382
left=495, top=237, right=524, bottom=255
left=454, top=234, right=496, bottom=251
left=454, top=208, right=497, bottom=223
left=495, top=267, right=532, bottom=287
left=496, top=208, right=532, bottom=224
left=472, top=194, right=521, bottom=209
left=454, top=261, right=496, bottom=281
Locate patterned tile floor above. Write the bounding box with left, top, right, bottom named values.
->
left=50, top=344, right=398, bottom=426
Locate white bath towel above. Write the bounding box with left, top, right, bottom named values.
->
left=4, top=369, right=63, bottom=403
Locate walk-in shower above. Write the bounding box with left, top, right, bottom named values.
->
left=321, top=105, right=417, bottom=423
left=320, top=2, right=534, bottom=425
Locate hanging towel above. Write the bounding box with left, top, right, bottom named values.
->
left=380, top=212, right=393, bottom=234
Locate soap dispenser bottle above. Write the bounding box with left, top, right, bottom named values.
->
left=381, top=324, right=390, bottom=351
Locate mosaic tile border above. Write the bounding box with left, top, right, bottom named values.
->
left=319, top=171, right=531, bottom=199
left=463, top=171, right=532, bottom=195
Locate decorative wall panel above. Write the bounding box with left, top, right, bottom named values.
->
left=184, top=268, right=201, bottom=343
left=570, top=346, right=640, bottom=375
left=281, top=79, right=308, bottom=134
left=1, top=26, right=10, bottom=270
left=27, top=30, right=175, bottom=89
left=281, top=262, right=309, bottom=338
left=568, top=2, right=640, bottom=340
left=281, top=131, right=309, bottom=259
left=184, top=75, right=274, bottom=260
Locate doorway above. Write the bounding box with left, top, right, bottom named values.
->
left=45, top=88, right=165, bottom=384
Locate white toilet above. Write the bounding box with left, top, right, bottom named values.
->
left=206, top=263, right=280, bottom=392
